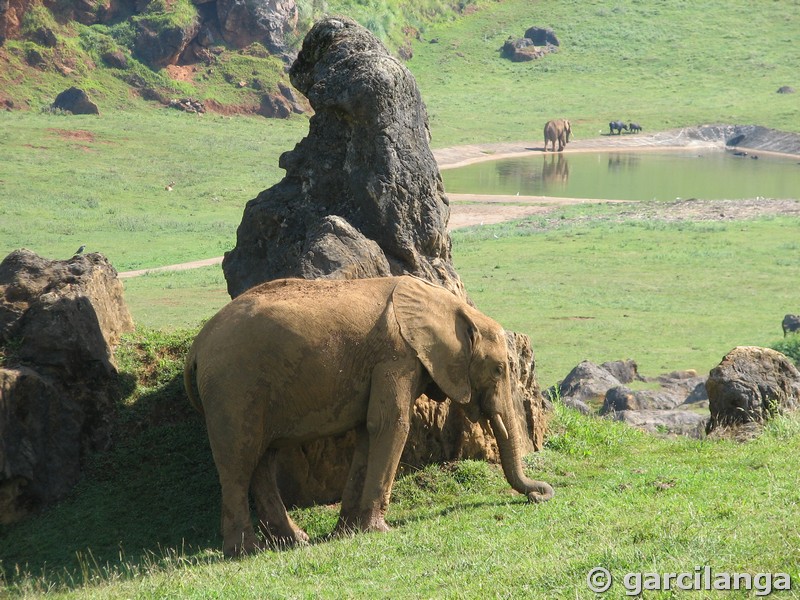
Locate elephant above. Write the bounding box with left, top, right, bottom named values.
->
left=543, top=118, right=572, bottom=152
left=628, top=122, right=642, bottom=133
left=609, top=120, right=628, bottom=135
left=184, top=275, right=554, bottom=556
left=783, top=314, right=800, bottom=336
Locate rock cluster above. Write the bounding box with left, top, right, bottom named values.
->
left=549, top=360, right=710, bottom=438
left=220, top=16, right=549, bottom=506
left=553, top=346, right=800, bottom=439
left=168, top=97, right=206, bottom=114
left=0, top=249, right=134, bottom=522
left=501, top=26, right=559, bottom=62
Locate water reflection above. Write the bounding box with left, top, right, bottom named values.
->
left=443, top=151, right=800, bottom=201
left=542, top=154, right=569, bottom=186
left=606, top=153, right=640, bottom=172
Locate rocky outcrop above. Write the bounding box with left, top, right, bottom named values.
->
left=524, top=26, right=560, bottom=47
left=501, top=26, right=559, bottom=62
left=168, top=97, right=205, bottom=113
left=0, top=0, right=33, bottom=44
left=217, top=0, right=297, bottom=54
left=0, top=249, right=134, bottom=522
left=133, top=12, right=200, bottom=68
left=220, top=17, right=549, bottom=506
left=3, top=0, right=297, bottom=71
left=680, top=125, right=800, bottom=157
left=601, top=386, right=682, bottom=413
left=51, top=87, right=100, bottom=115
left=548, top=360, right=633, bottom=405
left=552, top=359, right=711, bottom=437
left=223, top=16, right=462, bottom=298
left=706, top=346, right=800, bottom=432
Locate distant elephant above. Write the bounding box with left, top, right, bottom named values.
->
left=609, top=120, right=628, bottom=135
left=783, top=314, right=800, bottom=336
left=543, top=118, right=572, bottom=152
left=184, top=276, right=554, bottom=556
left=629, top=122, right=642, bottom=133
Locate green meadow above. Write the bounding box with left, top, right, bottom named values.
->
left=2, top=0, right=800, bottom=597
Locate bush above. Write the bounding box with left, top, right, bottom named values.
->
left=771, top=335, right=800, bottom=367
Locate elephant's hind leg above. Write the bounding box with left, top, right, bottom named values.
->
left=251, top=449, right=310, bottom=548
left=334, top=425, right=369, bottom=535
left=218, top=470, right=261, bottom=557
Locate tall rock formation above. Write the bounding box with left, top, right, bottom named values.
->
left=221, top=16, right=548, bottom=505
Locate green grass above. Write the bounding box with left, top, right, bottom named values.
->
left=0, top=110, right=307, bottom=270
left=121, top=266, right=228, bottom=329
left=2, top=400, right=798, bottom=597
left=452, top=209, right=800, bottom=385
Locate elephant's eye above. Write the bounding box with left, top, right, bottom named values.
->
left=493, top=363, right=505, bottom=379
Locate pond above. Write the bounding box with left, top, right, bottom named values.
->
left=441, top=151, right=800, bottom=201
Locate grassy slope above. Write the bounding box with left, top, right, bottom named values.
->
left=410, top=0, right=800, bottom=146
left=2, top=405, right=799, bottom=597
left=2, top=0, right=800, bottom=596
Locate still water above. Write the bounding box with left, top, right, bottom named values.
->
left=441, top=151, right=800, bottom=201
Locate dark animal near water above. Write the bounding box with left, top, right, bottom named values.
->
left=629, top=122, right=642, bottom=133
left=609, top=120, right=628, bottom=135
left=783, top=314, right=800, bottom=336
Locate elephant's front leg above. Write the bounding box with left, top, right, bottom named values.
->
left=355, top=362, right=418, bottom=532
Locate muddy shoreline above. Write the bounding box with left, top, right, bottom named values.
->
left=434, top=124, right=800, bottom=170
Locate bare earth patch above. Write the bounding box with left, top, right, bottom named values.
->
left=448, top=197, right=800, bottom=231
left=47, top=128, right=96, bottom=142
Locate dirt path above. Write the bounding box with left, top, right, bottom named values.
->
left=119, top=130, right=800, bottom=279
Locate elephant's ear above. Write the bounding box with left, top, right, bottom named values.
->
left=392, top=277, right=475, bottom=405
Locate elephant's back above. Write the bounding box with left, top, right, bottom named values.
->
left=195, top=276, right=396, bottom=349
left=242, top=277, right=394, bottom=319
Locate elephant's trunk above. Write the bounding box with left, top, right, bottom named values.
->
left=490, top=414, right=554, bottom=503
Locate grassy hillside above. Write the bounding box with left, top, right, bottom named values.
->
left=408, top=0, right=800, bottom=145
left=2, top=396, right=799, bottom=597
left=0, top=0, right=481, bottom=112
left=2, top=0, right=800, bottom=596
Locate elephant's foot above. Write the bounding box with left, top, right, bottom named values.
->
left=223, top=532, right=263, bottom=558
left=259, top=521, right=310, bottom=549
left=333, top=511, right=391, bottom=536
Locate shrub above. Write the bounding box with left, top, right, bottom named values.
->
left=771, top=335, right=800, bottom=367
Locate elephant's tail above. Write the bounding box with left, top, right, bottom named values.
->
left=183, top=346, right=204, bottom=416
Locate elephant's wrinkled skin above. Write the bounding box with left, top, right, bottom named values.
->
left=543, top=118, right=572, bottom=152
left=184, top=276, right=554, bottom=556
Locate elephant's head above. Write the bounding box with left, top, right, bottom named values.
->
left=562, top=119, right=572, bottom=142
left=393, top=277, right=554, bottom=503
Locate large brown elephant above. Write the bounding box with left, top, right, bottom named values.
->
left=184, top=275, right=554, bottom=556
left=543, top=118, right=572, bottom=152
